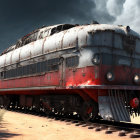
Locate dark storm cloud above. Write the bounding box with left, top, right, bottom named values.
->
left=1, top=0, right=139, bottom=54
left=0, top=0, right=115, bottom=53
left=0, top=0, right=93, bottom=25
left=0, top=0, right=92, bottom=51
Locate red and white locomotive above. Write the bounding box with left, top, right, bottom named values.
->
left=0, top=23, right=140, bottom=122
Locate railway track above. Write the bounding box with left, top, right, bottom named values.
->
left=6, top=108, right=140, bottom=139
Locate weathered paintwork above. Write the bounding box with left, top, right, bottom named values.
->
left=0, top=23, right=140, bottom=91
left=0, top=24, right=140, bottom=68
left=0, top=23, right=140, bottom=122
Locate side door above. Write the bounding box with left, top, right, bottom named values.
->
left=59, top=57, right=65, bottom=87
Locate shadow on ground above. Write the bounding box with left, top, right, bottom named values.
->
left=0, top=130, right=21, bottom=140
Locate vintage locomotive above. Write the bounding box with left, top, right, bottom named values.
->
left=0, top=23, right=140, bottom=122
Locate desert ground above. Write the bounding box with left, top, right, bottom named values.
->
left=0, top=110, right=139, bottom=140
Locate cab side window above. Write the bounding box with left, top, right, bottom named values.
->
left=66, top=56, right=79, bottom=67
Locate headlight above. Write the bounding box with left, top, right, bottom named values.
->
left=92, top=54, right=100, bottom=65
left=134, top=74, right=140, bottom=84
left=106, top=72, right=114, bottom=81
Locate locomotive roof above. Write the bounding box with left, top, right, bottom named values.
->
left=1, top=23, right=140, bottom=56
left=0, top=23, right=140, bottom=68
left=1, top=24, right=77, bottom=55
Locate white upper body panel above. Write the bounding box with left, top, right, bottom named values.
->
left=0, top=24, right=139, bottom=68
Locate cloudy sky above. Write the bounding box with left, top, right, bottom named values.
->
left=0, top=0, right=140, bottom=53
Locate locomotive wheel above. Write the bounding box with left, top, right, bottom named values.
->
left=3, top=96, right=10, bottom=109
left=0, top=96, right=4, bottom=108
left=80, top=101, right=93, bottom=122
left=44, top=108, right=52, bottom=115
left=81, top=110, right=92, bottom=122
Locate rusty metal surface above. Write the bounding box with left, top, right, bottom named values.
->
left=0, top=24, right=140, bottom=69
left=0, top=23, right=140, bottom=93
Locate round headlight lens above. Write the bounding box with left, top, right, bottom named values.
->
left=106, top=72, right=114, bottom=81
left=134, top=74, right=140, bottom=83
left=92, top=54, right=100, bottom=65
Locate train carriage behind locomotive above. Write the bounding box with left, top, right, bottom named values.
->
left=0, top=23, right=140, bottom=122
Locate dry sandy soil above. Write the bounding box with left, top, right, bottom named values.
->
left=0, top=110, right=139, bottom=140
